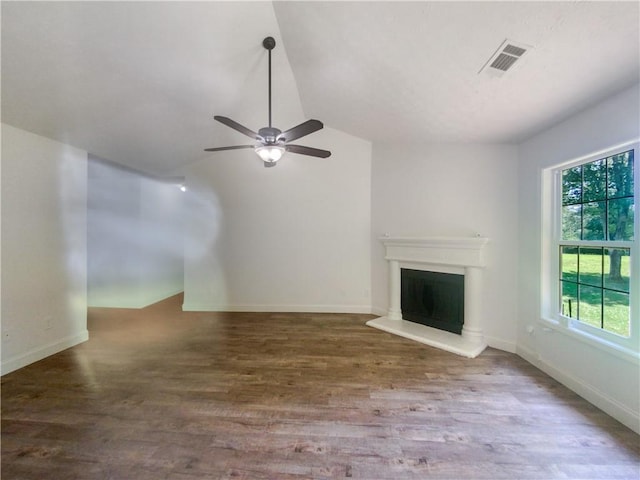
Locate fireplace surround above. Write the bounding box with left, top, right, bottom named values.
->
left=367, top=236, right=489, bottom=358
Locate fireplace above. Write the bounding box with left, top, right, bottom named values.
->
left=401, top=269, right=464, bottom=334
left=367, top=236, right=488, bottom=358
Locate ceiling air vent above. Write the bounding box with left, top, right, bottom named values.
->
left=479, top=39, right=532, bottom=77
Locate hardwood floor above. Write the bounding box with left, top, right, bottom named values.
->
left=2, top=294, right=639, bottom=479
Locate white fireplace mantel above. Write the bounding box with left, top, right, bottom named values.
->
left=367, top=236, right=489, bottom=358
left=382, top=236, right=488, bottom=267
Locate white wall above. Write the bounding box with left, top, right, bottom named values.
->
left=138, top=175, right=185, bottom=302
left=517, top=83, right=640, bottom=433
left=87, top=158, right=184, bottom=308
left=371, top=143, right=520, bottom=351
left=1, top=124, right=88, bottom=375
left=182, top=126, right=372, bottom=313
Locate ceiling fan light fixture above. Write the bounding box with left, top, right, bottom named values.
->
left=255, top=144, right=285, bottom=163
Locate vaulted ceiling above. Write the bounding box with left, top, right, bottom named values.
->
left=2, top=1, right=638, bottom=175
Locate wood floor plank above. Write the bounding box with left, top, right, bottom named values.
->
left=2, top=293, right=639, bottom=479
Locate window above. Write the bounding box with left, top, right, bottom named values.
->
left=548, top=142, right=638, bottom=354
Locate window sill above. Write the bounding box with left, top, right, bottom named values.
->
left=538, top=317, right=640, bottom=366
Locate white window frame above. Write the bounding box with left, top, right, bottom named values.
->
left=542, top=140, right=639, bottom=358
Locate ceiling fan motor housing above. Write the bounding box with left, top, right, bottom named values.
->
left=258, top=127, right=282, bottom=145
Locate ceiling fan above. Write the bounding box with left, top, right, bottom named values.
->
left=204, top=36, right=331, bottom=168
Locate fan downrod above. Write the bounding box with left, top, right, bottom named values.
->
left=263, top=37, right=276, bottom=50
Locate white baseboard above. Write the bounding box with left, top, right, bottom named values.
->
left=1, top=330, right=89, bottom=376
left=88, top=300, right=146, bottom=308
left=89, top=288, right=183, bottom=309
left=138, top=288, right=183, bottom=308
left=517, top=344, right=640, bottom=435
left=485, top=335, right=517, bottom=353
left=181, top=303, right=374, bottom=314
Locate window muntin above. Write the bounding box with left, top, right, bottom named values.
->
left=558, top=149, right=635, bottom=340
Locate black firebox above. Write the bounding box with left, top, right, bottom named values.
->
left=400, top=269, right=464, bottom=334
